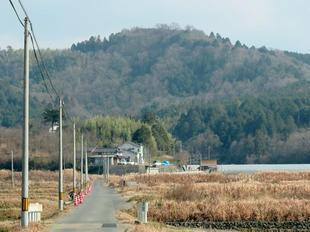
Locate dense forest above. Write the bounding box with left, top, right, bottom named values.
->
left=0, top=25, right=310, bottom=163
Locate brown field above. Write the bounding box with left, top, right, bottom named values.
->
left=110, top=172, right=310, bottom=226
left=0, top=169, right=86, bottom=232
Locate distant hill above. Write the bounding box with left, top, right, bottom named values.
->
left=1, top=26, right=310, bottom=126
left=1, top=25, right=310, bottom=163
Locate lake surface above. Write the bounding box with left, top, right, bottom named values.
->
left=218, top=164, right=310, bottom=173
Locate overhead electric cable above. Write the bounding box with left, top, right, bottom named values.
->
left=9, top=0, right=24, bottom=27
left=29, top=33, right=55, bottom=103
left=10, top=0, right=76, bottom=124
left=9, top=0, right=56, bottom=104
left=17, top=0, right=29, bottom=19
left=17, top=0, right=60, bottom=99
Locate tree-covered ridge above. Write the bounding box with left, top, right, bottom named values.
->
left=1, top=26, right=310, bottom=163
left=1, top=26, right=310, bottom=127
left=172, top=96, right=310, bottom=164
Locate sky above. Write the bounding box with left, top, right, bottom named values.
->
left=1, top=0, right=310, bottom=53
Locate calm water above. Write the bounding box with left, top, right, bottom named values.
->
left=218, top=164, right=310, bottom=173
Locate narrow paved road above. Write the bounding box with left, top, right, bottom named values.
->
left=50, top=180, right=131, bottom=232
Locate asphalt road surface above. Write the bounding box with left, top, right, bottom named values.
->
left=50, top=180, right=130, bottom=232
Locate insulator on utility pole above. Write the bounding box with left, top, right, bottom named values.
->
left=58, top=98, right=64, bottom=211
left=73, top=123, right=76, bottom=193
left=85, top=141, right=88, bottom=183
left=80, top=134, right=84, bottom=190
left=21, top=17, right=30, bottom=228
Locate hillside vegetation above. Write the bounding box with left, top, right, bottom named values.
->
left=1, top=25, right=310, bottom=163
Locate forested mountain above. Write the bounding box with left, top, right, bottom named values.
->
left=1, top=25, right=310, bottom=163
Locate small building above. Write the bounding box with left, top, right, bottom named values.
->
left=118, top=142, right=144, bottom=164
left=87, top=147, right=120, bottom=166
left=87, top=142, right=144, bottom=166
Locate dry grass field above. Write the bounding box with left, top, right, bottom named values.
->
left=0, top=169, right=82, bottom=232
left=110, top=172, right=310, bottom=230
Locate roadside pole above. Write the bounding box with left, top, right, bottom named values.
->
left=11, top=151, right=14, bottom=187
left=85, top=141, right=88, bottom=183
left=106, top=155, right=110, bottom=183
left=102, top=154, right=104, bottom=177
left=208, top=145, right=211, bottom=160
left=148, top=147, right=151, bottom=174
left=21, top=17, right=29, bottom=228
left=80, top=134, right=84, bottom=190
left=58, top=98, right=64, bottom=211
left=73, top=123, right=76, bottom=193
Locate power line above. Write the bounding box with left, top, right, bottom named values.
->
left=10, top=0, right=64, bottom=106
left=8, top=0, right=57, bottom=104
left=10, top=0, right=76, bottom=124
left=28, top=25, right=60, bottom=98
left=17, top=0, right=29, bottom=19
left=9, top=0, right=24, bottom=27
left=17, top=0, right=61, bottom=99
left=29, top=33, right=55, bottom=103
left=62, top=104, right=74, bottom=124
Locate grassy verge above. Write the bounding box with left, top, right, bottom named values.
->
left=0, top=169, right=90, bottom=232
left=110, top=172, right=310, bottom=231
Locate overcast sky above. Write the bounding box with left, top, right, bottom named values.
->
left=2, top=0, right=310, bottom=53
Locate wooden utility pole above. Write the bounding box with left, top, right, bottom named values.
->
left=21, top=17, right=30, bottom=228
left=58, top=98, right=64, bottom=211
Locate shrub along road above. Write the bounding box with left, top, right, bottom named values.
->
left=50, top=180, right=131, bottom=232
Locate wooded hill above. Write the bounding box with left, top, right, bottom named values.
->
left=1, top=25, right=310, bottom=163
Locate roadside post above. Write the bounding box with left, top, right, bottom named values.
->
left=138, top=202, right=149, bottom=224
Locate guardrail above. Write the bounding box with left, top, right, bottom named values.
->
left=28, top=203, right=42, bottom=223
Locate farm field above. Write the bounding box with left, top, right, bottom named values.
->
left=0, top=169, right=81, bottom=232
left=110, top=172, right=310, bottom=231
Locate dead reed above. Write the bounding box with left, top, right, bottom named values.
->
left=0, top=169, right=82, bottom=231
left=112, top=172, right=310, bottom=223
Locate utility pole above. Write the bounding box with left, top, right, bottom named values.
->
left=80, top=134, right=84, bottom=190
left=106, top=155, right=109, bottom=183
left=21, top=17, right=29, bottom=228
left=58, top=98, right=64, bottom=211
left=102, top=154, right=104, bottom=176
left=148, top=147, right=151, bottom=174
left=73, top=123, right=76, bottom=193
left=208, top=145, right=211, bottom=160
left=11, top=151, right=14, bottom=187
left=85, top=141, right=88, bottom=183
